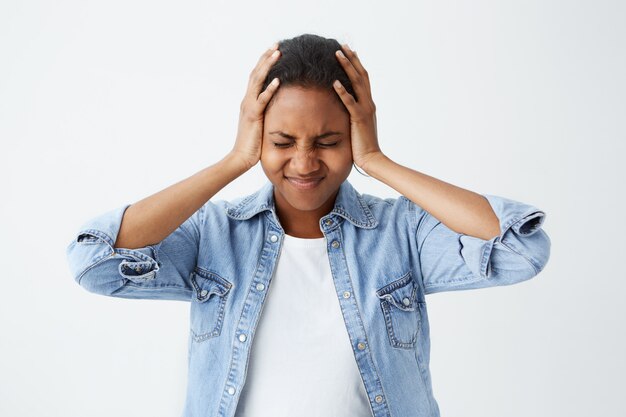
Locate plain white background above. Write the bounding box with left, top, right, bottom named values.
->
left=1, top=0, right=624, bottom=416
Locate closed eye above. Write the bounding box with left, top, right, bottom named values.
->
left=272, top=142, right=339, bottom=148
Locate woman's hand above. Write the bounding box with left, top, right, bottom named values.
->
left=229, top=44, right=282, bottom=170
left=333, top=44, right=384, bottom=172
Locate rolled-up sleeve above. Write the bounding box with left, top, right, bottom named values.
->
left=66, top=203, right=203, bottom=301
left=413, top=194, right=551, bottom=294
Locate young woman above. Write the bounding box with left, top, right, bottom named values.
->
left=67, top=34, right=551, bottom=417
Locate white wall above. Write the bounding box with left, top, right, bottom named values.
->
left=1, top=0, right=624, bottom=416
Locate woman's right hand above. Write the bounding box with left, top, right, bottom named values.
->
left=230, top=44, right=282, bottom=170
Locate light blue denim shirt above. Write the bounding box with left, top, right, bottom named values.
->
left=66, top=179, right=551, bottom=417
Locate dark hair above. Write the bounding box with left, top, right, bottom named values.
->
left=262, top=33, right=357, bottom=111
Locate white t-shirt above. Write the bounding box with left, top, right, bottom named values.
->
left=234, top=233, right=372, bottom=417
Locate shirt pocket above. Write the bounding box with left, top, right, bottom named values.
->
left=189, top=266, right=233, bottom=342
left=375, top=270, right=423, bottom=350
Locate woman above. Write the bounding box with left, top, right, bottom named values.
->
left=67, top=34, right=551, bottom=417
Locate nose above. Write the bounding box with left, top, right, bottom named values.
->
left=290, top=144, right=321, bottom=175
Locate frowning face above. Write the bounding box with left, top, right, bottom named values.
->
left=261, top=85, right=353, bottom=224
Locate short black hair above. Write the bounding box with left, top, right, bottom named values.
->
left=262, top=33, right=357, bottom=111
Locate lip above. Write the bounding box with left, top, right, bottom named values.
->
left=285, top=176, right=324, bottom=190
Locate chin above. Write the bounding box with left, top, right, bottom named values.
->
left=276, top=184, right=330, bottom=211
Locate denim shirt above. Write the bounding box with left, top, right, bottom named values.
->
left=66, top=179, right=551, bottom=417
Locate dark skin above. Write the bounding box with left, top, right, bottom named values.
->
left=260, top=86, right=353, bottom=238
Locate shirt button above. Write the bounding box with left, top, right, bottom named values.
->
left=402, top=297, right=410, bottom=306
left=325, top=219, right=332, bottom=226
left=227, top=387, right=236, bottom=395
left=238, top=333, right=247, bottom=342
left=270, top=234, right=278, bottom=243
left=375, top=395, right=384, bottom=403
left=256, top=283, right=265, bottom=291
left=343, top=291, right=351, bottom=299
left=200, top=289, right=208, bottom=297
left=331, top=240, right=340, bottom=249
left=357, top=342, right=366, bottom=350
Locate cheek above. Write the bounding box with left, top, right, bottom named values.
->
left=322, top=152, right=352, bottom=175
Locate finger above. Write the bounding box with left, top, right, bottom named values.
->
left=338, top=44, right=373, bottom=99
left=250, top=47, right=280, bottom=82
left=257, top=77, right=280, bottom=107
left=247, top=48, right=281, bottom=99
left=332, top=79, right=357, bottom=113
left=254, top=43, right=279, bottom=68
left=335, top=48, right=369, bottom=100
left=340, top=44, right=369, bottom=79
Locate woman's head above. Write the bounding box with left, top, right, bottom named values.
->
left=261, top=33, right=357, bottom=112
left=259, top=34, right=355, bottom=224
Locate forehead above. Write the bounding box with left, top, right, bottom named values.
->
left=265, top=86, right=346, bottom=126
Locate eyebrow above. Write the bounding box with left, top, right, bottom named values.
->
left=268, top=131, right=342, bottom=141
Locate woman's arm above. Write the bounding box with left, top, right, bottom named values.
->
left=114, top=153, right=248, bottom=249
left=67, top=45, right=283, bottom=299
left=360, top=154, right=501, bottom=241
left=114, top=45, right=283, bottom=249
left=332, top=44, right=499, bottom=241
left=334, top=44, right=550, bottom=292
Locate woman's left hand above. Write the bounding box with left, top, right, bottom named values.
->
left=333, top=44, right=384, bottom=172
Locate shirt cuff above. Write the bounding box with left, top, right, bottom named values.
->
left=67, top=203, right=161, bottom=287
left=459, top=194, right=548, bottom=279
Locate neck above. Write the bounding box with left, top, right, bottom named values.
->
left=273, top=192, right=337, bottom=238
left=275, top=207, right=327, bottom=238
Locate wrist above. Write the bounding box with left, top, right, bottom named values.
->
left=226, top=151, right=256, bottom=171
left=357, top=151, right=387, bottom=175
left=223, top=152, right=255, bottom=174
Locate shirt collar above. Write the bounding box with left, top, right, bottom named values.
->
left=225, top=179, right=378, bottom=229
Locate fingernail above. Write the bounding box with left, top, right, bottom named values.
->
left=334, top=80, right=342, bottom=88
left=336, top=50, right=345, bottom=58
left=272, top=77, right=279, bottom=85
left=272, top=50, right=280, bottom=57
